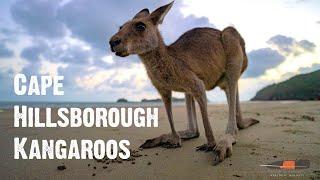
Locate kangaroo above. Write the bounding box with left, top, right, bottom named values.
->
left=109, top=2, right=259, bottom=165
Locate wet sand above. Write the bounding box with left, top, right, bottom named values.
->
left=0, top=101, right=319, bottom=179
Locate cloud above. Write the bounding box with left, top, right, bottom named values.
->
left=267, top=34, right=316, bottom=55
left=20, top=37, right=94, bottom=65
left=297, top=63, right=320, bottom=74
left=244, top=48, right=285, bottom=78
left=75, top=63, right=149, bottom=92
left=159, top=3, right=214, bottom=44
left=11, top=0, right=213, bottom=62
left=39, top=60, right=68, bottom=77
left=21, top=40, right=48, bottom=61
left=0, top=42, right=14, bottom=57
left=267, top=35, right=294, bottom=53
left=10, top=0, right=67, bottom=38
left=243, top=34, right=318, bottom=79
left=57, top=0, right=213, bottom=51
left=297, top=40, right=316, bottom=51
left=3, top=0, right=215, bottom=101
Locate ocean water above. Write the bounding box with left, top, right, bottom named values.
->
left=0, top=101, right=228, bottom=109
left=0, top=101, right=180, bottom=109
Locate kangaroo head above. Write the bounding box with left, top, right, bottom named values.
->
left=109, top=2, right=173, bottom=57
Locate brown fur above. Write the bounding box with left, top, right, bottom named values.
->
left=109, top=2, right=259, bottom=165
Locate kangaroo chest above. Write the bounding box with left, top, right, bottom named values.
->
left=147, top=64, right=175, bottom=85
left=142, top=60, right=185, bottom=91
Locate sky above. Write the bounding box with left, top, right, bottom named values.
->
left=0, top=0, right=319, bottom=102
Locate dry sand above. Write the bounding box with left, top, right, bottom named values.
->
left=0, top=101, right=319, bottom=179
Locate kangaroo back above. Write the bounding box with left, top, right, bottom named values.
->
left=221, top=27, right=248, bottom=73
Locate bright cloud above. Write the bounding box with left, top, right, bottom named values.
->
left=76, top=63, right=149, bottom=91
left=39, top=60, right=68, bottom=77
left=262, top=48, right=320, bottom=81
left=101, top=55, right=114, bottom=64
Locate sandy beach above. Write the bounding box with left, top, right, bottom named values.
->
left=0, top=101, right=319, bottom=179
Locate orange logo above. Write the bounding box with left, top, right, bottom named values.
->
left=281, top=160, right=295, bottom=170
left=260, top=160, right=309, bottom=170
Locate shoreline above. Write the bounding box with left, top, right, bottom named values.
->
left=0, top=100, right=305, bottom=109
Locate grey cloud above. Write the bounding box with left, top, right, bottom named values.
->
left=16, top=0, right=214, bottom=71
left=47, top=45, right=92, bottom=64
left=10, top=0, right=67, bottom=38
left=57, top=0, right=212, bottom=51
left=7, top=0, right=215, bottom=101
left=21, top=61, right=42, bottom=75
left=58, top=64, right=88, bottom=87
left=0, top=27, right=21, bottom=43
left=21, top=41, right=48, bottom=61
left=56, top=0, right=213, bottom=51
left=297, top=40, right=316, bottom=51
left=243, top=48, right=285, bottom=78
left=161, top=12, right=214, bottom=44
left=12, top=0, right=213, bottom=61
left=267, top=34, right=316, bottom=55
left=267, top=35, right=294, bottom=53
left=21, top=39, right=92, bottom=64
left=57, top=0, right=163, bottom=51
left=0, top=42, right=14, bottom=58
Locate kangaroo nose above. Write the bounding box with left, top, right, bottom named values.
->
left=109, top=39, right=121, bottom=51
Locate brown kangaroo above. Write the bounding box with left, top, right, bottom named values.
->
left=109, top=2, right=259, bottom=165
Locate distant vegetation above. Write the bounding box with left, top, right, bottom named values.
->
left=141, top=97, right=185, bottom=103
left=116, top=98, right=128, bottom=103
left=252, top=70, right=320, bottom=101
left=116, top=97, right=186, bottom=103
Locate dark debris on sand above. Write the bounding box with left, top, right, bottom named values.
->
left=233, top=174, right=242, bottom=178
left=301, top=115, right=315, bottom=121
left=278, top=115, right=316, bottom=122
left=57, top=165, right=66, bottom=171
left=89, top=148, right=157, bottom=176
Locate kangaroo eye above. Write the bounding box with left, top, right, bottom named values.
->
left=119, top=26, right=123, bottom=30
left=135, top=22, right=146, bottom=31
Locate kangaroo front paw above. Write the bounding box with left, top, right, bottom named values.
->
left=212, top=135, right=235, bottom=166
left=140, top=134, right=181, bottom=149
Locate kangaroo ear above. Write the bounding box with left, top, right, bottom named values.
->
left=150, top=1, right=174, bottom=25
left=133, top=8, right=150, bottom=19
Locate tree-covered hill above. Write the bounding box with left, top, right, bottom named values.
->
left=251, top=69, right=320, bottom=101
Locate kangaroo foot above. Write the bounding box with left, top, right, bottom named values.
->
left=238, top=118, right=259, bottom=130
left=140, top=134, right=181, bottom=149
left=196, top=142, right=215, bottom=152
left=179, top=130, right=199, bottom=140
left=212, top=134, right=235, bottom=166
